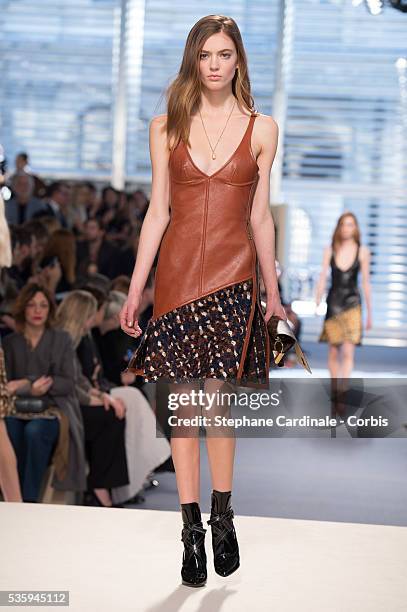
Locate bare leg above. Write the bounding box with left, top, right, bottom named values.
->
left=93, top=488, right=112, bottom=506
left=328, top=343, right=340, bottom=378
left=169, top=381, right=201, bottom=504
left=328, top=343, right=344, bottom=417
left=0, top=420, right=22, bottom=502
left=340, top=341, right=355, bottom=380
left=204, top=378, right=236, bottom=492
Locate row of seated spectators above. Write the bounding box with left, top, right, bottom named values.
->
left=0, top=155, right=170, bottom=506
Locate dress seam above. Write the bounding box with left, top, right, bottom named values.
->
left=150, top=275, right=255, bottom=322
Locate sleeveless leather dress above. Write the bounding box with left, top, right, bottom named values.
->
left=127, top=112, right=270, bottom=388
left=319, top=245, right=363, bottom=346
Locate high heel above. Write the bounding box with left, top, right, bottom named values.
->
left=180, top=502, right=207, bottom=587
left=207, top=490, right=240, bottom=577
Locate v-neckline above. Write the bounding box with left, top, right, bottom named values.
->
left=183, top=114, right=255, bottom=179
left=333, top=246, right=359, bottom=272
left=24, top=328, right=47, bottom=352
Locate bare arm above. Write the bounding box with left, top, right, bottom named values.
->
left=121, top=114, right=171, bottom=336
left=250, top=115, right=286, bottom=321
left=359, top=245, right=372, bottom=327
left=315, top=246, right=332, bottom=306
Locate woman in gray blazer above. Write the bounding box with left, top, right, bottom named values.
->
left=2, top=283, right=87, bottom=501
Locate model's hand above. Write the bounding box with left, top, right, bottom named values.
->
left=264, top=291, right=287, bottom=323
left=365, top=313, right=372, bottom=331
left=120, top=293, right=143, bottom=337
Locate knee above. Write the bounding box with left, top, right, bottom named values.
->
left=328, top=347, right=339, bottom=361
left=25, top=419, right=59, bottom=445
left=342, top=353, right=354, bottom=365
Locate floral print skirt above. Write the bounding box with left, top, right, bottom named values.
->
left=127, top=279, right=269, bottom=387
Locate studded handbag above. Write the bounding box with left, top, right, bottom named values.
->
left=266, top=315, right=312, bottom=373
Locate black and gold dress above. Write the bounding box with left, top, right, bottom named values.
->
left=319, top=245, right=363, bottom=346
left=127, top=113, right=270, bottom=388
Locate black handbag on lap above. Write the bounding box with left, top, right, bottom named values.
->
left=14, top=396, right=50, bottom=414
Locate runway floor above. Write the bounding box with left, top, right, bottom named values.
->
left=1, top=502, right=406, bottom=612
left=1, top=343, right=406, bottom=611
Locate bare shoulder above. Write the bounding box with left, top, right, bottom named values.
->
left=252, top=113, right=279, bottom=162
left=150, top=113, right=167, bottom=133
left=323, top=244, right=333, bottom=262
left=150, top=114, right=167, bottom=128
left=149, top=114, right=170, bottom=152
left=254, top=113, right=279, bottom=136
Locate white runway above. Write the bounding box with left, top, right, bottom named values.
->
left=1, top=502, right=406, bottom=611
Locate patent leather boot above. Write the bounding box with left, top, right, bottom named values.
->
left=207, top=490, right=240, bottom=577
left=180, top=502, right=207, bottom=587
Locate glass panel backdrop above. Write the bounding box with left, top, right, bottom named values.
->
left=0, top=0, right=406, bottom=343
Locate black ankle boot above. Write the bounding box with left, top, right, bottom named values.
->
left=207, top=490, right=240, bottom=577
left=180, top=502, right=207, bottom=587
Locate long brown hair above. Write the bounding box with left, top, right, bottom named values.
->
left=42, top=228, right=76, bottom=285
left=331, top=212, right=361, bottom=254
left=166, top=14, right=256, bottom=148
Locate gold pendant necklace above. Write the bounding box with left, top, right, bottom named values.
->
left=198, top=99, right=236, bottom=160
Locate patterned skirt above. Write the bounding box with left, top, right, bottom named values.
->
left=318, top=304, right=363, bottom=346
left=127, top=279, right=269, bottom=388
left=0, top=347, right=15, bottom=419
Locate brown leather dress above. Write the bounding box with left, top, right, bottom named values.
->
left=127, top=112, right=270, bottom=388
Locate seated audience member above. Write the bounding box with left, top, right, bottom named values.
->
left=69, top=182, right=96, bottom=234
left=40, top=228, right=77, bottom=295
left=76, top=286, right=108, bottom=388
left=92, top=291, right=138, bottom=386
left=77, top=273, right=110, bottom=297
left=2, top=283, right=86, bottom=502
left=23, top=219, right=50, bottom=266
left=33, top=256, right=63, bottom=300
left=118, top=230, right=140, bottom=277
left=7, top=226, right=37, bottom=289
left=96, top=186, right=121, bottom=229
left=76, top=218, right=121, bottom=280
left=74, top=285, right=171, bottom=506
left=33, top=181, right=71, bottom=229
left=5, top=172, right=45, bottom=225
left=10, top=152, right=47, bottom=199
left=37, top=215, right=61, bottom=237
left=128, top=189, right=149, bottom=222
left=55, top=290, right=129, bottom=507
left=98, top=188, right=129, bottom=243
left=110, top=275, right=131, bottom=295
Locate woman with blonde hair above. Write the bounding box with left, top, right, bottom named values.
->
left=0, top=193, right=22, bottom=502
left=120, top=14, right=285, bottom=586
left=57, top=289, right=171, bottom=506
left=55, top=290, right=129, bottom=507
left=316, top=211, right=372, bottom=382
